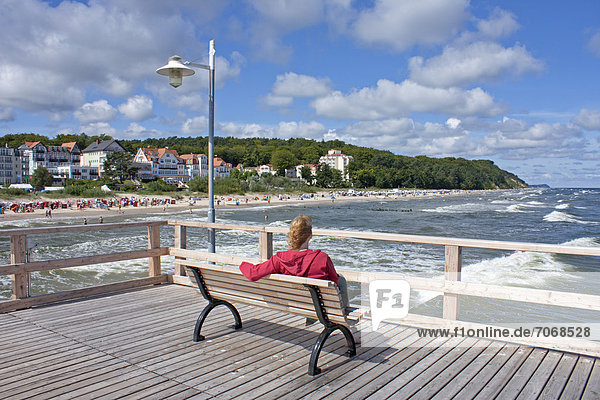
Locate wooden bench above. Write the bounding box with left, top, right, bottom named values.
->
left=176, top=259, right=361, bottom=375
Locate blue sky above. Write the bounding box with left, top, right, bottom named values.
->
left=1, top=0, right=599, bottom=187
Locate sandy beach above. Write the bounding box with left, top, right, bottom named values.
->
left=0, top=189, right=467, bottom=224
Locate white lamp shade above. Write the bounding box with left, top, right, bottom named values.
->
left=156, top=55, right=195, bottom=88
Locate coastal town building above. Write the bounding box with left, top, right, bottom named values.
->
left=80, top=140, right=127, bottom=177
left=258, top=164, right=276, bottom=175
left=319, top=149, right=354, bottom=181
left=56, top=165, right=99, bottom=181
left=18, top=141, right=82, bottom=180
left=214, top=157, right=232, bottom=178
left=0, top=146, right=26, bottom=185
left=295, top=163, right=318, bottom=184
left=180, top=154, right=209, bottom=179
left=133, top=147, right=188, bottom=183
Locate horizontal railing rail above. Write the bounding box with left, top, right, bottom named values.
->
left=167, top=220, right=600, bottom=357
left=0, top=221, right=168, bottom=311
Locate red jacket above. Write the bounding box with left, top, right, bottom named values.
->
left=239, top=249, right=339, bottom=284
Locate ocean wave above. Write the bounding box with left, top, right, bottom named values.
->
left=462, top=250, right=578, bottom=287
left=543, top=211, right=592, bottom=224
left=555, top=203, right=570, bottom=210
left=498, top=204, right=531, bottom=213
left=561, top=237, right=600, bottom=247
left=422, top=203, right=494, bottom=214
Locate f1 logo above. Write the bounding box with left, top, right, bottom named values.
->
left=369, top=280, right=410, bottom=331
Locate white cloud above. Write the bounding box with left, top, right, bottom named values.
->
left=264, top=94, right=294, bottom=108
left=182, top=116, right=208, bottom=135
left=311, top=79, right=505, bottom=119
left=276, top=121, right=327, bottom=138
left=74, top=100, right=117, bottom=123
left=79, top=122, right=117, bottom=137
left=588, top=29, right=600, bottom=57
left=265, top=72, right=332, bottom=107
left=475, top=8, right=520, bottom=39
left=351, top=0, right=469, bottom=51
left=0, top=0, right=237, bottom=114
left=218, top=122, right=274, bottom=138
left=409, top=42, right=544, bottom=87
left=272, top=72, right=332, bottom=98
left=118, top=95, right=154, bottom=121
left=482, top=120, right=584, bottom=159
left=119, top=122, right=162, bottom=139
left=0, top=107, right=15, bottom=121
left=573, top=109, right=600, bottom=130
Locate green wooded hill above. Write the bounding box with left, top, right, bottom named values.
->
left=1, top=133, right=528, bottom=190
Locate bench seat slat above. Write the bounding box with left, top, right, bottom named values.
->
left=211, top=291, right=350, bottom=325
left=198, top=270, right=342, bottom=303
left=205, top=285, right=347, bottom=318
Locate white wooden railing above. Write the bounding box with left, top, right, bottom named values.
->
left=1, top=219, right=599, bottom=356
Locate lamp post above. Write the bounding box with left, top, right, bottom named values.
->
left=156, top=40, right=216, bottom=253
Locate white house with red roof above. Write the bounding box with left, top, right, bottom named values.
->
left=179, top=153, right=209, bottom=179
left=134, top=147, right=187, bottom=182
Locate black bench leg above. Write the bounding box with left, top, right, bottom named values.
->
left=193, top=300, right=243, bottom=342
left=308, top=324, right=356, bottom=376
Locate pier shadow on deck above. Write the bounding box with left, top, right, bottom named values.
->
left=1, top=284, right=599, bottom=399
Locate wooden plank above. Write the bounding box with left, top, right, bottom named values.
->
left=0, top=247, right=169, bottom=276
left=173, top=224, right=187, bottom=276
left=277, top=326, right=421, bottom=400
left=443, top=244, right=461, bottom=320
left=515, top=350, right=563, bottom=399
left=148, top=223, right=161, bottom=277
left=205, top=285, right=346, bottom=318
left=537, top=353, right=579, bottom=399
left=452, top=345, right=521, bottom=399
left=560, top=356, right=595, bottom=399
left=408, top=339, right=492, bottom=399
left=166, top=220, right=600, bottom=256
left=582, top=359, right=600, bottom=400
left=0, top=220, right=167, bottom=237
left=259, top=230, right=273, bottom=259
left=431, top=341, right=506, bottom=400
left=171, top=247, right=262, bottom=266
left=494, top=347, right=549, bottom=400
left=10, top=234, right=27, bottom=299
left=0, top=275, right=169, bottom=313
left=472, top=347, right=535, bottom=400
left=369, top=337, right=478, bottom=399
left=196, top=269, right=342, bottom=302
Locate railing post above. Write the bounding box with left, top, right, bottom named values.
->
left=258, top=230, right=273, bottom=260
left=443, top=245, right=462, bottom=320
left=148, top=223, right=161, bottom=277
left=10, top=234, right=27, bottom=300
left=174, top=224, right=187, bottom=276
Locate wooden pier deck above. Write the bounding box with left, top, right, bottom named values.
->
left=1, top=283, right=599, bottom=400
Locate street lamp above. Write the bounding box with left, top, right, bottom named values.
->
left=156, top=40, right=216, bottom=253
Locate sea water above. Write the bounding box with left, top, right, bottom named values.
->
left=1, top=188, right=599, bottom=326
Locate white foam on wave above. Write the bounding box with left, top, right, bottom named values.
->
left=543, top=211, right=591, bottom=224
left=498, top=204, right=530, bottom=213
left=561, top=236, right=600, bottom=247
left=422, top=203, right=493, bottom=214
left=462, top=251, right=577, bottom=288
left=555, top=203, right=570, bottom=210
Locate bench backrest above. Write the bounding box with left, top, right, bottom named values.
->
left=176, top=259, right=354, bottom=326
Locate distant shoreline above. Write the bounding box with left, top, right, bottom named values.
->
left=0, top=189, right=480, bottom=224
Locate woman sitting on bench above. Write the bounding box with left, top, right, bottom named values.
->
left=239, top=214, right=349, bottom=310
